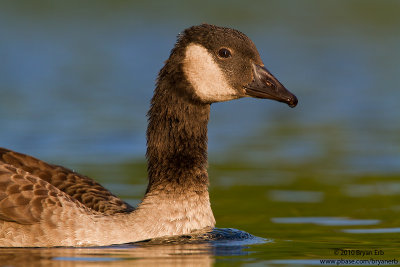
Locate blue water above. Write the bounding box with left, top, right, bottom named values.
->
left=1, top=1, right=399, bottom=174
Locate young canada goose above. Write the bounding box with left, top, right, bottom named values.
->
left=0, top=24, right=297, bottom=247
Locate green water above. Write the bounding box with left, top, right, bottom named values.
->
left=1, top=161, right=399, bottom=265
left=1, top=0, right=400, bottom=266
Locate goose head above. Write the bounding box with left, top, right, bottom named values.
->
left=172, top=24, right=297, bottom=107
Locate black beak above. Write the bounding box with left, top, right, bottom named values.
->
left=244, top=63, right=298, bottom=108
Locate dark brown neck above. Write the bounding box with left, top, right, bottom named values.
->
left=145, top=81, right=210, bottom=194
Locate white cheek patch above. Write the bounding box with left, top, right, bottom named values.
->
left=183, top=44, right=238, bottom=102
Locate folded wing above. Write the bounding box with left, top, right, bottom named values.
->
left=0, top=148, right=133, bottom=215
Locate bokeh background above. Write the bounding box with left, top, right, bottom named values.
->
left=0, top=0, right=399, bottom=264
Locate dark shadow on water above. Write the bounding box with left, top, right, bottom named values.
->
left=131, top=227, right=268, bottom=256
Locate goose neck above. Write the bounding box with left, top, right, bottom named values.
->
left=145, top=85, right=210, bottom=194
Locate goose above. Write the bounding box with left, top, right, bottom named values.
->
left=0, top=24, right=297, bottom=247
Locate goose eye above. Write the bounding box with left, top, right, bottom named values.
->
left=218, top=48, right=231, bottom=58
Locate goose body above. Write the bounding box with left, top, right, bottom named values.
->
left=0, top=24, right=297, bottom=247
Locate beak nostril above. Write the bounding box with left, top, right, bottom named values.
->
left=245, top=63, right=297, bottom=108
left=265, top=80, right=275, bottom=90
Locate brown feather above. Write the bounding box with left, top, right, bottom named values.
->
left=0, top=165, right=58, bottom=224
left=0, top=148, right=133, bottom=214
